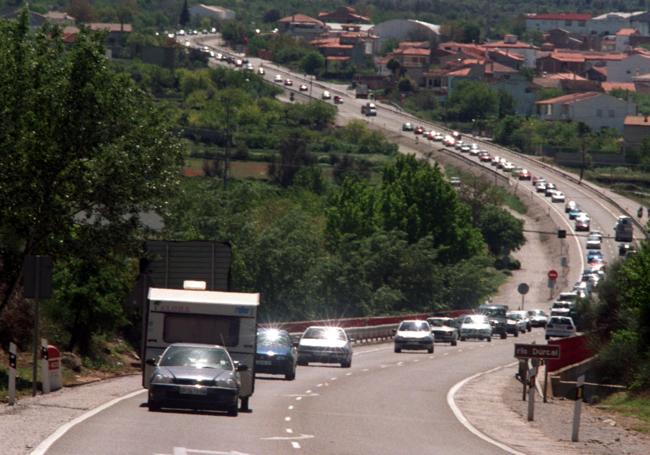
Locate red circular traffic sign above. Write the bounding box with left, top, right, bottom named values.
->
left=548, top=270, right=558, bottom=280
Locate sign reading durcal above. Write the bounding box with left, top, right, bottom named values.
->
left=514, top=343, right=561, bottom=360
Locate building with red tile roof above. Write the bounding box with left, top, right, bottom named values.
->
left=526, top=13, right=591, bottom=35
left=602, top=81, right=636, bottom=92
left=318, top=6, right=371, bottom=24
left=624, top=115, right=650, bottom=150
left=277, top=14, right=327, bottom=40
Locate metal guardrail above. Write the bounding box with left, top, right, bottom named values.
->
left=289, top=323, right=399, bottom=345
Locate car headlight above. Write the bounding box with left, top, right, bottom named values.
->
left=151, top=373, right=173, bottom=384
left=216, top=377, right=237, bottom=388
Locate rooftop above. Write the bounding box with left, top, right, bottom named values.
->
left=602, top=82, right=636, bottom=92
left=536, top=91, right=602, bottom=105
left=278, top=14, right=324, bottom=26
left=616, top=28, right=638, bottom=36
left=624, top=115, right=650, bottom=126
left=86, top=23, right=133, bottom=33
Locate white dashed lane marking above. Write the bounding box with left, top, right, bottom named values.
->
left=296, top=396, right=302, bottom=401
left=285, top=416, right=291, bottom=422
left=288, top=405, right=294, bottom=410
left=286, top=428, right=293, bottom=434
left=291, top=442, right=301, bottom=449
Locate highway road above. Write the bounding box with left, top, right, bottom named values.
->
left=43, top=331, right=544, bottom=455
left=39, top=36, right=644, bottom=455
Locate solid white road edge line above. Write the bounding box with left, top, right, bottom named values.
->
left=447, top=361, right=528, bottom=455
left=30, top=389, right=147, bottom=455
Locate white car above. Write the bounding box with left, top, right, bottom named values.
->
left=527, top=309, right=549, bottom=328
left=459, top=314, right=492, bottom=342
left=258, top=67, right=265, bottom=75
left=545, top=316, right=576, bottom=340
left=393, top=320, right=434, bottom=353
left=502, top=162, right=515, bottom=172
left=433, top=132, right=444, bottom=141
left=274, top=74, right=283, bottom=82
left=322, top=90, right=331, bottom=99
left=586, top=234, right=601, bottom=250
left=565, top=200, right=577, bottom=213
left=551, top=191, right=566, bottom=203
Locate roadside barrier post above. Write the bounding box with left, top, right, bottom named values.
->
left=572, top=375, right=585, bottom=442
left=543, top=360, right=549, bottom=403
left=8, top=342, right=17, bottom=405
left=527, top=358, right=540, bottom=421
left=40, top=338, right=50, bottom=394
left=519, top=359, right=528, bottom=401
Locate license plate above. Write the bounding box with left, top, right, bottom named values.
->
left=257, top=360, right=272, bottom=365
left=179, top=385, right=207, bottom=395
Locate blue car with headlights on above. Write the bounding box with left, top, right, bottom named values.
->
left=146, top=343, right=245, bottom=416
left=255, top=328, right=297, bottom=380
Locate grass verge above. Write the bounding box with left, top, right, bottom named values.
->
left=598, top=391, right=650, bottom=434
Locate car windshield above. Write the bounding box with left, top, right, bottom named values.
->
left=159, top=346, right=232, bottom=369
left=399, top=321, right=429, bottom=331
left=480, top=308, right=505, bottom=317
left=303, top=327, right=346, bottom=341
left=427, top=318, right=447, bottom=327
left=257, top=329, right=291, bottom=347
left=507, top=313, right=522, bottom=320
left=464, top=316, right=486, bottom=324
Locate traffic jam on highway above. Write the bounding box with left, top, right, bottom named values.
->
left=140, top=37, right=641, bottom=420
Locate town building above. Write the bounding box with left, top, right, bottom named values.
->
left=607, top=53, right=650, bottom=82
left=371, top=19, right=440, bottom=54
left=588, top=11, right=650, bottom=36
left=277, top=14, right=327, bottom=40
left=623, top=115, right=650, bottom=149
left=536, top=91, right=633, bottom=132
left=44, top=11, right=75, bottom=26
left=483, top=35, right=539, bottom=68
left=525, top=13, right=592, bottom=34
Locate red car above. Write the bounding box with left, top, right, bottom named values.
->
left=333, top=95, right=343, bottom=104
left=479, top=152, right=492, bottom=162
left=414, top=126, right=425, bottom=135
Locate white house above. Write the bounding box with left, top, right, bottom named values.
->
left=588, top=11, right=650, bottom=36
left=189, top=4, right=236, bottom=21
left=607, top=53, right=650, bottom=82
left=536, top=91, right=634, bottom=132
left=525, top=13, right=592, bottom=34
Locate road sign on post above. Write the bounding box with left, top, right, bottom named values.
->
left=547, top=270, right=558, bottom=280
left=517, top=283, right=529, bottom=311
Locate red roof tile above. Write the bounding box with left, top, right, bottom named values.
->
left=393, top=47, right=430, bottom=56
left=616, top=28, right=638, bottom=36
left=624, top=115, right=650, bottom=126
left=484, top=40, right=537, bottom=50
left=536, top=91, right=601, bottom=105
left=544, top=72, right=587, bottom=81
left=326, top=56, right=351, bottom=61
left=602, top=82, right=636, bottom=92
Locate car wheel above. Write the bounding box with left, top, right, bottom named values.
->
left=148, top=400, right=161, bottom=412
left=285, top=370, right=296, bottom=381
left=514, top=330, right=519, bottom=337
left=427, top=346, right=434, bottom=354
left=487, top=337, right=492, bottom=343
left=451, top=339, right=457, bottom=346
left=394, top=345, right=401, bottom=353
left=460, top=337, right=465, bottom=342
left=227, top=404, right=239, bottom=417
left=527, top=326, right=532, bottom=332
left=500, top=332, right=507, bottom=340
left=297, top=359, right=307, bottom=366
left=545, top=335, right=550, bottom=340
left=341, top=359, right=352, bottom=368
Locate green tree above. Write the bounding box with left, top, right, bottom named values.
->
left=0, top=17, right=183, bottom=320
left=179, top=0, right=190, bottom=27
left=477, top=206, right=525, bottom=257
left=300, top=51, right=325, bottom=75
left=67, top=0, right=94, bottom=23
left=446, top=80, right=498, bottom=122
left=222, top=21, right=248, bottom=46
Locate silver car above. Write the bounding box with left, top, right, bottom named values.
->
left=297, top=326, right=353, bottom=368
left=459, top=315, right=492, bottom=342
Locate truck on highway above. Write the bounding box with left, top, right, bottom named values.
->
left=614, top=215, right=633, bottom=242
left=355, top=83, right=369, bottom=99
left=142, top=280, right=260, bottom=411
left=361, top=102, right=377, bottom=116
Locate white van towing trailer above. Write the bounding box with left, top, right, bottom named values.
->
left=143, top=281, right=259, bottom=411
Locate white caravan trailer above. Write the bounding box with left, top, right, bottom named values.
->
left=143, top=281, right=259, bottom=410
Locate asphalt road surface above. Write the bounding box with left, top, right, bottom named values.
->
left=44, top=331, right=544, bottom=455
